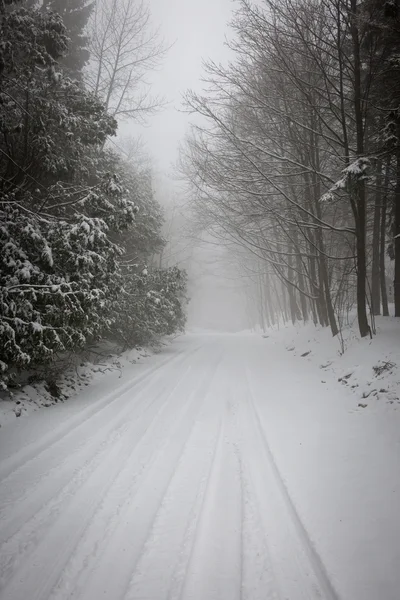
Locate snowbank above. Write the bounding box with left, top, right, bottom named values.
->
left=0, top=343, right=164, bottom=428
left=264, top=315, right=400, bottom=413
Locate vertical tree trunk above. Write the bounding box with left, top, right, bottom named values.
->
left=351, top=0, right=370, bottom=337
left=380, top=158, right=390, bottom=316
left=321, top=253, right=339, bottom=336
left=257, top=274, right=267, bottom=331
left=295, top=244, right=309, bottom=323
left=304, top=227, right=324, bottom=326
left=371, top=161, right=382, bottom=315
left=394, top=143, right=400, bottom=316
left=313, top=225, right=338, bottom=335
left=355, top=189, right=370, bottom=335
left=287, top=252, right=297, bottom=324
left=281, top=281, right=290, bottom=323
left=264, top=273, right=275, bottom=327
left=272, top=276, right=286, bottom=325
left=309, top=125, right=338, bottom=335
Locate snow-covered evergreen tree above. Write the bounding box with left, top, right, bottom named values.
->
left=0, top=1, right=187, bottom=388
left=110, top=265, right=187, bottom=348
left=26, top=0, right=94, bottom=80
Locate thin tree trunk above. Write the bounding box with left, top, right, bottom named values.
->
left=310, top=125, right=338, bottom=335
left=287, top=249, right=300, bottom=324
left=380, top=158, right=390, bottom=316
left=296, top=253, right=309, bottom=323
left=355, top=183, right=370, bottom=334
left=264, top=273, right=275, bottom=327
left=371, top=161, right=382, bottom=315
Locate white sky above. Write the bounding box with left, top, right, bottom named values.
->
left=124, top=0, right=235, bottom=177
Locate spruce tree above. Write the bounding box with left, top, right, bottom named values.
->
left=42, top=0, right=94, bottom=79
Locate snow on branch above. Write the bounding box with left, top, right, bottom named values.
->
left=321, top=158, right=371, bottom=203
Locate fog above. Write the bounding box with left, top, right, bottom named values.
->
left=128, top=0, right=234, bottom=173
left=122, top=0, right=246, bottom=332
left=186, top=241, right=250, bottom=332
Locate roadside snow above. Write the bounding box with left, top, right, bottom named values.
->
left=265, top=314, right=400, bottom=413
left=0, top=344, right=160, bottom=428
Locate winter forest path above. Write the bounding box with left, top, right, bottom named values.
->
left=0, top=333, right=399, bottom=600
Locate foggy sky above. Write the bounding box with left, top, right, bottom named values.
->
left=123, top=0, right=246, bottom=332
left=125, top=0, right=234, bottom=175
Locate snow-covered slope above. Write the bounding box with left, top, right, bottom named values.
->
left=0, top=330, right=399, bottom=599
left=266, top=314, right=400, bottom=412
left=0, top=345, right=156, bottom=428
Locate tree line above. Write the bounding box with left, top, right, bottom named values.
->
left=181, top=0, right=400, bottom=339
left=0, top=0, right=187, bottom=389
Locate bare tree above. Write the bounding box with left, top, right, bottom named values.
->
left=180, top=0, right=395, bottom=338
left=86, top=0, right=168, bottom=121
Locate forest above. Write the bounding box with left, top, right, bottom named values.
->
left=181, top=0, right=400, bottom=346
left=0, top=0, right=187, bottom=390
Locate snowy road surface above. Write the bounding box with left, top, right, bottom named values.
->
left=1, top=333, right=400, bottom=600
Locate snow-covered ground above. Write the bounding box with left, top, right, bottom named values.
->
left=265, top=314, right=400, bottom=411
left=0, top=324, right=399, bottom=599
left=0, top=345, right=157, bottom=428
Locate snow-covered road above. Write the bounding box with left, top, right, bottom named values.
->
left=1, top=333, right=400, bottom=600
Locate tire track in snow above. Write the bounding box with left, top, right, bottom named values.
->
left=178, top=377, right=243, bottom=600
left=0, top=346, right=212, bottom=600
left=164, top=424, right=223, bottom=600
left=61, top=352, right=225, bottom=600
left=123, top=354, right=233, bottom=600
left=243, top=366, right=340, bottom=600
left=124, top=388, right=225, bottom=599
left=0, top=356, right=196, bottom=542
left=50, top=352, right=225, bottom=600
left=0, top=341, right=203, bottom=484
left=239, top=452, right=280, bottom=600
left=0, top=362, right=193, bottom=591
left=225, top=365, right=279, bottom=600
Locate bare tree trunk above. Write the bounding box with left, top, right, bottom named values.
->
left=321, top=251, right=339, bottom=336
left=371, top=161, right=382, bottom=315
left=351, top=0, right=370, bottom=337
left=281, top=280, right=290, bottom=324
left=296, top=252, right=308, bottom=322
left=310, top=125, right=338, bottom=335
left=380, top=158, right=390, bottom=316
left=287, top=249, right=301, bottom=324
left=264, top=273, right=275, bottom=327
left=394, top=139, right=400, bottom=316
left=257, top=274, right=267, bottom=330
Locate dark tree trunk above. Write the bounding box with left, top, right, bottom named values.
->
left=380, top=158, right=390, bottom=316
left=314, top=227, right=338, bottom=336
left=394, top=145, right=400, bottom=316
left=371, top=161, right=382, bottom=315
left=351, top=0, right=370, bottom=337
left=296, top=248, right=309, bottom=323
left=315, top=258, right=328, bottom=326
left=321, top=254, right=339, bottom=337
left=309, top=129, right=338, bottom=335
left=287, top=251, right=299, bottom=324
left=355, top=183, right=370, bottom=336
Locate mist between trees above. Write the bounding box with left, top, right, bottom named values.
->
left=180, top=0, right=400, bottom=344
left=0, top=0, right=187, bottom=390
left=2, top=0, right=400, bottom=393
